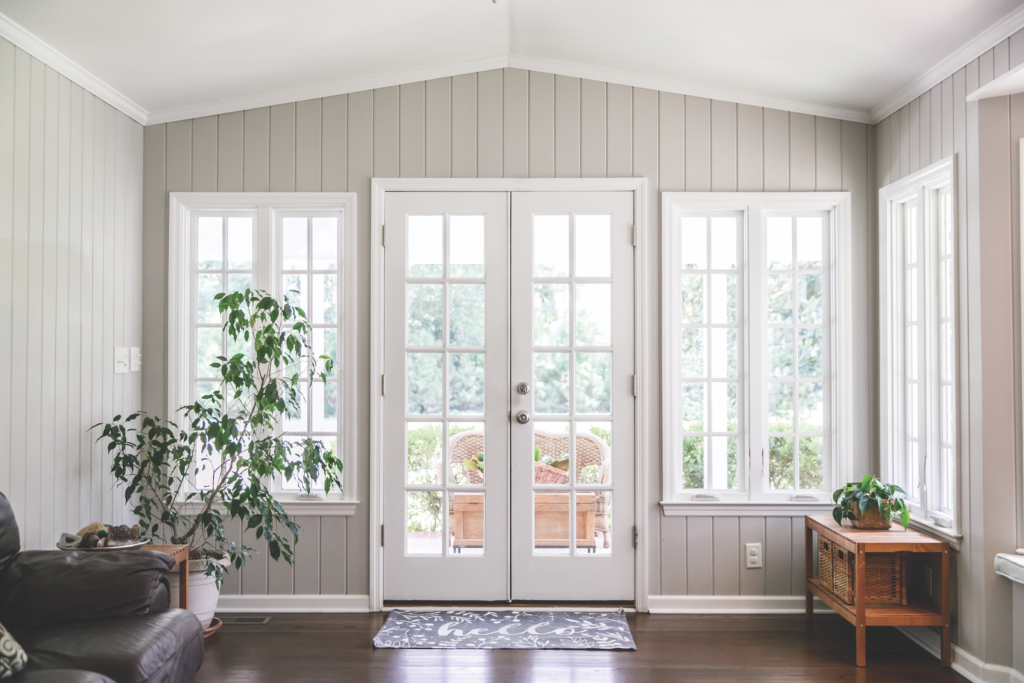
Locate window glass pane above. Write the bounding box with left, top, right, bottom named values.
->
left=196, top=328, right=222, bottom=378
left=770, top=328, right=794, bottom=377
left=796, top=217, right=822, bottom=269
left=681, top=328, right=706, bottom=378
left=407, top=353, right=443, bottom=415
left=766, top=217, right=792, bottom=269
left=710, top=217, right=737, bottom=269
left=799, top=437, right=824, bottom=489
left=284, top=382, right=308, bottom=432
left=709, top=328, right=737, bottom=378
left=680, top=217, right=707, bottom=269
left=313, top=328, right=338, bottom=377
left=797, top=328, right=823, bottom=378
left=449, top=353, right=485, bottom=415
left=709, top=274, right=737, bottom=324
left=798, top=274, right=822, bottom=324
left=228, top=273, right=251, bottom=295
left=196, top=381, right=219, bottom=409
left=768, top=383, right=794, bottom=430
left=798, top=382, right=824, bottom=433
left=312, top=382, right=338, bottom=433
left=535, top=353, right=570, bottom=414
left=407, top=284, right=443, bottom=347
left=283, top=273, right=308, bottom=312
left=710, top=436, right=737, bottom=490
left=767, top=274, right=793, bottom=323
left=283, top=217, right=308, bottom=270
left=534, top=284, right=570, bottom=347
left=197, top=274, right=222, bottom=324
left=575, top=215, right=611, bottom=277
left=681, top=274, right=705, bottom=323
left=576, top=353, right=611, bottom=414
left=312, top=274, right=338, bottom=324
left=681, top=382, right=705, bottom=431
left=407, top=491, right=443, bottom=555
left=769, top=436, right=794, bottom=490
left=576, top=284, right=611, bottom=346
left=449, top=285, right=485, bottom=347
left=449, top=423, right=485, bottom=485
left=709, top=382, right=738, bottom=433
left=681, top=436, right=705, bottom=489
left=406, top=422, right=441, bottom=485
left=197, top=216, right=223, bottom=269
left=449, top=215, right=485, bottom=278
left=534, top=216, right=570, bottom=277
left=227, top=217, right=253, bottom=270
left=408, top=216, right=443, bottom=277
left=311, top=217, right=338, bottom=270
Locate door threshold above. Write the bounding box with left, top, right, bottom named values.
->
left=383, top=600, right=635, bottom=613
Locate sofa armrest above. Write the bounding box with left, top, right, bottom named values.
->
left=0, top=549, right=175, bottom=631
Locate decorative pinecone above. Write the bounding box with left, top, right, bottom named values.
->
left=78, top=532, right=101, bottom=548
left=130, top=524, right=140, bottom=540
left=106, top=525, right=134, bottom=546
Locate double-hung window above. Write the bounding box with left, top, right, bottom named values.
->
left=879, top=158, right=959, bottom=536
left=167, top=193, right=358, bottom=511
left=662, top=193, right=853, bottom=508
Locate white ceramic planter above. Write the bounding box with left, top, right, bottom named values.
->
left=166, top=559, right=227, bottom=629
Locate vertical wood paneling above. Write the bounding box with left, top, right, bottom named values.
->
left=739, top=517, right=766, bottom=596
left=899, top=106, right=910, bottom=179
left=321, top=95, right=347, bottom=192
left=374, top=86, right=400, bottom=178
left=606, top=83, right=632, bottom=177
left=659, top=518, right=687, bottom=595
left=477, top=70, right=502, bottom=178
left=220, top=517, right=242, bottom=596
left=763, top=108, right=789, bottom=191
left=10, top=48, right=29, bottom=540
left=241, top=526, right=268, bottom=595
left=294, top=516, right=320, bottom=594
left=425, top=78, right=451, bottom=178
left=399, top=82, right=425, bottom=178
left=908, top=98, right=921, bottom=173
left=686, top=517, right=714, bottom=595
left=791, top=517, right=806, bottom=595
left=789, top=112, right=816, bottom=190
left=684, top=96, right=711, bottom=191
left=529, top=71, right=554, bottom=178
left=876, top=113, right=890, bottom=190
left=217, top=112, right=243, bottom=192
left=0, top=39, right=13, bottom=500
left=191, top=116, right=217, bottom=191
left=502, top=68, right=528, bottom=177
left=710, top=100, right=737, bottom=191
left=931, top=85, right=943, bottom=164
left=90, top=94, right=105, bottom=526
left=554, top=75, right=580, bottom=178
left=243, top=108, right=269, bottom=192
left=580, top=79, right=606, bottom=177
left=451, top=74, right=477, bottom=178
left=1011, top=29, right=1024, bottom=68
left=142, top=124, right=165, bottom=416
left=713, top=517, right=740, bottom=595
left=737, top=104, right=763, bottom=191
left=269, top=103, right=295, bottom=191
left=66, top=83, right=82, bottom=529
left=764, top=517, right=792, bottom=595
left=943, top=76, right=955, bottom=158
left=295, top=99, right=322, bottom=191
left=80, top=92, right=96, bottom=525
left=659, top=92, right=685, bottom=190
left=54, top=74, right=70, bottom=535
left=995, top=38, right=1010, bottom=78
left=919, top=93, right=931, bottom=169
left=269, top=538, right=296, bottom=596
left=890, top=112, right=901, bottom=182
left=815, top=117, right=842, bottom=191
left=320, top=517, right=347, bottom=594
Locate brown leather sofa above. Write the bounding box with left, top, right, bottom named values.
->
left=0, top=493, right=204, bottom=683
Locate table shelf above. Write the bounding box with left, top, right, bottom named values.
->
left=807, top=578, right=944, bottom=627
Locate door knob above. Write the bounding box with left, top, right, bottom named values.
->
left=515, top=411, right=531, bottom=424
left=517, top=382, right=531, bottom=395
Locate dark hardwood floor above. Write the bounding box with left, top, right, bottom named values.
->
left=196, top=612, right=969, bottom=682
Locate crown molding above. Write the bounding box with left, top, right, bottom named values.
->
left=870, top=3, right=1024, bottom=123
left=507, top=55, right=873, bottom=123
left=0, top=11, right=148, bottom=124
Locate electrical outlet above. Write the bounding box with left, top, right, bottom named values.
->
left=114, top=347, right=129, bottom=374
left=923, top=567, right=933, bottom=598
left=745, top=542, right=763, bottom=569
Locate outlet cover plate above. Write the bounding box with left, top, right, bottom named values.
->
left=746, top=542, right=763, bottom=569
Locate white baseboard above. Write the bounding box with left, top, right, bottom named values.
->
left=648, top=595, right=831, bottom=614
left=216, top=594, right=370, bottom=613
left=897, top=626, right=1024, bottom=683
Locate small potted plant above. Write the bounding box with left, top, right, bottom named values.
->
left=832, top=475, right=910, bottom=530
left=94, top=289, right=342, bottom=628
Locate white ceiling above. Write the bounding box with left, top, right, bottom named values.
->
left=0, top=0, right=1022, bottom=125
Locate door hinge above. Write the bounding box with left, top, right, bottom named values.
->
left=381, top=374, right=386, bottom=396
left=632, top=225, right=637, bottom=247
left=632, top=375, right=638, bottom=397
left=381, top=524, right=384, bottom=547
left=382, top=224, right=386, bottom=247
left=633, top=525, right=638, bottom=549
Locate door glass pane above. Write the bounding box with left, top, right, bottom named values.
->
left=407, top=353, right=443, bottom=415
left=449, top=492, right=484, bottom=555
left=449, top=216, right=485, bottom=278
left=227, top=217, right=253, bottom=270
left=534, top=353, right=570, bottom=414
left=311, top=217, right=339, bottom=270
left=406, top=491, right=443, bottom=555
left=574, top=491, right=599, bottom=554
left=448, top=353, right=484, bottom=415
left=449, top=423, right=485, bottom=485
left=534, top=423, right=571, bottom=485
left=575, top=284, right=611, bottom=346
left=197, top=216, right=223, bottom=269
left=406, top=422, right=441, bottom=485
left=449, top=285, right=485, bottom=347
left=197, top=274, right=222, bottom=323
left=407, top=284, right=443, bottom=347
left=575, top=353, right=611, bottom=414
left=408, top=216, right=443, bottom=277
left=283, top=217, right=308, bottom=270
left=576, top=422, right=612, bottom=485
left=534, top=216, right=570, bottom=277
left=534, top=284, right=570, bottom=346
left=534, top=492, right=570, bottom=555
left=575, top=215, right=611, bottom=277
left=582, top=493, right=611, bottom=556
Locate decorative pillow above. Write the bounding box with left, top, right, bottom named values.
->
left=0, top=620, right=27, bottom=679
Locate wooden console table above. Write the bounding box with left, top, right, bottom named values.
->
left=144, top=544, right=190, bottom=612
left=804, top=515, right=950, bottom=667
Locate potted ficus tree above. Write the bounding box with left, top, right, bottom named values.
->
left=832, top=475, right=910, bottom=530
left=94, top=289, right=342, bottom=628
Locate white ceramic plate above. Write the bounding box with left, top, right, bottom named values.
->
left=57, top=538, right=150, bottom=551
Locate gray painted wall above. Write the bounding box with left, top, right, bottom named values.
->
left=0, top=35, right=144, bottom=550
left=142, top=68, right=876, bottom=601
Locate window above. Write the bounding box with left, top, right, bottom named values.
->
left=168, top=193, right=358, bottom=510
left=880, top=158, right=959, bottom=535
left=662, top=193, right=852, bottom=507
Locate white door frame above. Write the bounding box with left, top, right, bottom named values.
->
left=369, top=177, right=649, bottom=612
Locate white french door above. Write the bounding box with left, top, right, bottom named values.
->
left=383, top=190, right=635, bottom=602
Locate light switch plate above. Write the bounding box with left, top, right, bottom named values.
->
left=130, top=347, right=142, bottom=372
left=114, top=347, right=129, bottom=374
left=745, top=542, right=763, bottom=569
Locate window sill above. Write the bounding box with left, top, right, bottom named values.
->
left=178, top=498, right=358, bottom=517
left=660, top=500, right=834, bottom=517
left=908, top=517, right=961, bottom=550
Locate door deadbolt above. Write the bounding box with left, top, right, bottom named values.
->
left=515, top=411, right=531, bottom=424
left=517, top=382, right=531, bottom=395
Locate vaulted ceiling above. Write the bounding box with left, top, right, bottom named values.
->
left=1, top=0, right=1021, bottom=124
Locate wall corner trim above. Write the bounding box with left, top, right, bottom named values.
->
left=898, top=626, right=1024, bottom=683
left=648, top=595, right=831, bottom=614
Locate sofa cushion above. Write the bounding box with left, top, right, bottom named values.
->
left=14, top=671, right=115, bottom=683
left=16, top=611, right=202, bottom=683
left=0, top=619, right=27, bottom=678
left=0, top=495, right=19, bottom=569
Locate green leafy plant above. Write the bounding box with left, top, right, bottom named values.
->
left=94, top=288, right=343, bottom=585
left=832, top=475, right=909, bottom=529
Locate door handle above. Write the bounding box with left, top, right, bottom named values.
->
left=517, top=382, right=531, bottom=395
left=515, top=411, right=531, bottom=424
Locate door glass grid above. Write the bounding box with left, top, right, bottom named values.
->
left=280, top=214, right=342, bottom=490
left=937, top=191, right=955, bottom=514
left=532, top=214, right=614, bottom=557
left=193, top=213, right=255, bottom=490
left=766, top=213, right=828, bottom=492
left=405, top=215, right=486, bottom=556
left=678, top=214, right=742, bottom=491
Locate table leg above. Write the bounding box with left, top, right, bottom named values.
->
left=179, top=559, right=189, bottom=612
left=805, top=524, right=814, bottom=621
left=941, top=549, right=951, bottom=667
left=855, top=549, right=867, bottom=667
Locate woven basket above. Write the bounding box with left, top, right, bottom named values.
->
left=818, top=537, right=834, bottom=592
left=833, top=546, right=855, bottom=603
left=533, top=461, right=570, bottom=484
left=829, top=545, right=906, bottom=606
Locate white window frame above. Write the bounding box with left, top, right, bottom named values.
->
left=168, top=192, right=358, bottom=516
left=879, top=157, right=961, bottom=545
left=661, top=192, right=853, bottom=515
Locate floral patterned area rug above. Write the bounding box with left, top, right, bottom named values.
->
left=373, top=610, right=637, bottom=650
